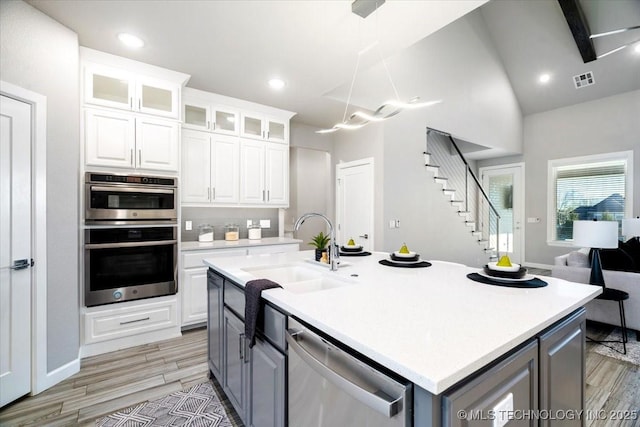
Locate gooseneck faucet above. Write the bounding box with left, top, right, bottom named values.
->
left=293, top=213, right=340, bottom=271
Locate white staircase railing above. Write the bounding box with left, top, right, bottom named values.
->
left=424, top=128, right=500, bottom=259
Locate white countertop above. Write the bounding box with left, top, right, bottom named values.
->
left=203, top=250, right=601, bottom=395
left=181, top=237, right=302, bottom=251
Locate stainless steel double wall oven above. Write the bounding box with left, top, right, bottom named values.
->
left=84, top=172, right=178, bottom=306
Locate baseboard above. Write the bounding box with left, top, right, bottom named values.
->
left=523, top=261, right=554, bottom=270
left=33, top=357, right=80, bottom=395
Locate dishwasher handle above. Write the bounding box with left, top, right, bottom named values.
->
left=286, top=329, right=403, bottom=418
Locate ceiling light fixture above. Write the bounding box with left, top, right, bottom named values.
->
left=634, top=43, right=640, bottom=53
left=268, top=78, right=286, bottom=90
left=316, top=1, right=441, bottom=134
left=538, top=73, right=551, bottom=84
left=118, top=33, right=144, bottom=48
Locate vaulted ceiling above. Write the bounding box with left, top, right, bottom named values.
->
left=28, top=0, right=640, bottom=127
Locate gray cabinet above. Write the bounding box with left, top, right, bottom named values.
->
left=210, top=277, right=286, bottom=427
left=250, top=338, right=286, bottom=427
left=207, top=269, right=224, bottom=382
left=442, top=340, right=538, bottom=427
left=539, top=308, right=586, bottom=427
left=223, top=307, right=250, bottom=421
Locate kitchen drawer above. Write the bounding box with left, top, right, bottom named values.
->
left=224, top=280, right=286, bottom=350
left=182, top=248, right=247, bottom=269
left=224, top=280, right=245, bottom=317
left=84, top=298, right=178, bottom=344
left=262, top=304, right=286, bottom=351
left=442, top=339, right=538, bottom=427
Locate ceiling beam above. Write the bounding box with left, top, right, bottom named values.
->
left=558, top=0, right=597, bottom=63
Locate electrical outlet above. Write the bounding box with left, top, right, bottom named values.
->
left=260, top=219, right=271, bottom=228
left=492, top=393, right=513, bottom=427
left=527, top=217, right=541, bottom=223
left=247, top=220, right=253, bottom=228
left=389, top=220, right=396, bottom=229
left=185, top=220, right=192, bottom=231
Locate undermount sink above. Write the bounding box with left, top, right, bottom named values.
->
left=241, top=264, right=355, bottom=294
left=242, top=264, right=322, bottom=283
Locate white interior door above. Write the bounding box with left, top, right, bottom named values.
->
left=336, top=159, right=374, bottom=251
left=480, top=164, right=525, bottom=264
left=0, top=94, right=32, bottom=407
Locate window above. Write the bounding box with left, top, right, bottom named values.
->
left=547, top=151, right=634, bottom=245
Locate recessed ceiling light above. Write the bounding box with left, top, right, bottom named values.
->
left=538, top=73, right=551, bottom=84
left=635, top=44, right=640, bottom=53
left=268, top=78, right=286, bottom=90
left=118, top=33, right=144, bottom=48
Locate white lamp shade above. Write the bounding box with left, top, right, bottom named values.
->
left=572, top=220, right=618, bottom=249
left=622, top=217, right=640, bottom=238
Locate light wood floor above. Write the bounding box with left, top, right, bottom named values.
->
left=1, top=324, right=638, bottom=426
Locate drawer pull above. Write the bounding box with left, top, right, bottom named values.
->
left=120, top=316, right=150, bottom=325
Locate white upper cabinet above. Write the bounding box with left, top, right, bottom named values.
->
left=241, top=113, right=288, bottom=144
left=86, top=108, right=179, bottom=172
left=181, top=129, right=239, bottom=205
left=84, top=65, right=181, bottom=119
left=264, top=143, right=288, bottom=205
left=183, top=97, right=239, bottom=135
left=85, top=108, right=136, bottom=169
left=239, top=139, right=288, bottom=207
left=239, top=139, right=266, bottom=204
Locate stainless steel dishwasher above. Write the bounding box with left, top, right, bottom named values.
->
left=287, top=317, right=412, bottom=427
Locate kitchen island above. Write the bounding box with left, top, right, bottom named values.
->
left=204, top=250, right=602, bottom=427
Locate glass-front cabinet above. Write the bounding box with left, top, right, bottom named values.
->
left=84, top=65, right=180, bottom=119
left=183, top=99, right=239, bottom=135
left=240, top=113, right=288, bottom=143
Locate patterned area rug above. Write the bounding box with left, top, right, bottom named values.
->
left=592, top=328, right=640, bottom=366
left=96, top=381, right=233, bottom=426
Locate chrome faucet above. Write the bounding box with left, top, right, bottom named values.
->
left=293, top=213, right=340, bottom=271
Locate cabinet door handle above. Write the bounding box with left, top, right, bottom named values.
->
left=138, top=99, right=141, bottom=110
left=130, top=149, right=134, bottom=166
left=138, top=149, right=142, bottom=166
left=212, top=187, right=216, bottom=200
left=244, top=338, right=250, bottom=364
left=129, top=97, right=133, bottom=109
left=120, top=317, right=150, bottom=325
left=267, top=190, right=270, bottom=201
left=262, top=190, right=265, bottom=201
left=207, top=187, right=211, bottom=201
left=239, top=333, right=245, bottom=360
left=207, top=120, right=211, bottom=130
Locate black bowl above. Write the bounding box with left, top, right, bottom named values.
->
left=483, top=265, right=527, bottom=279
left=341, top=246, right=363, bottom=252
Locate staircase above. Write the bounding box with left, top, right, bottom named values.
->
left=424, top=128, right=500, bottom=260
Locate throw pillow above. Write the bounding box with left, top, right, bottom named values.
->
left=567, top=251, right=590, bottom=267
left=591, top=242, right=639, bottom=273
left=622, top=238, right=640, bottom=265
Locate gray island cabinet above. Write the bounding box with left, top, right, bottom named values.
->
left=207, top=269, right=286, bottom=427
left=204, top=251, right=599, bottom=427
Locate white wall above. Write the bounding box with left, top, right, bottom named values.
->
left=383, top=109, right=491, bottom=266
left=0, top=0, right=80, bottom=370
left=333, top=123, right=386, bottom=250
left=478, top=90, right=640, bottom=265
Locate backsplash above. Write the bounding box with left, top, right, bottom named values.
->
left=181, top=207, right=279, bottom=241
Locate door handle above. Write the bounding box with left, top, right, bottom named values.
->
left=359, top=234, right=369, bottom=239
left=239, top=333, right=245, bottom=360
left=10, top=259, right=33, bottom=270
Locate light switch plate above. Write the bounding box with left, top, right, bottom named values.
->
left=247, top=220, right=253, bottom=228
left=527, top=217, right=541, bottom=223
left=185, top=220, right=192, bottom=231
left=260, top=219, right=271, bottom=228
left=492, top=393, right=513, bottom=427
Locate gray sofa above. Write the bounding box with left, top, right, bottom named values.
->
left=552, top=250, right=639, bottom=338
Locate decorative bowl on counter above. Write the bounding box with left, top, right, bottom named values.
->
left=487, top=261, right=520, bottom=272
left=392, top=250, right=417, bottom=258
